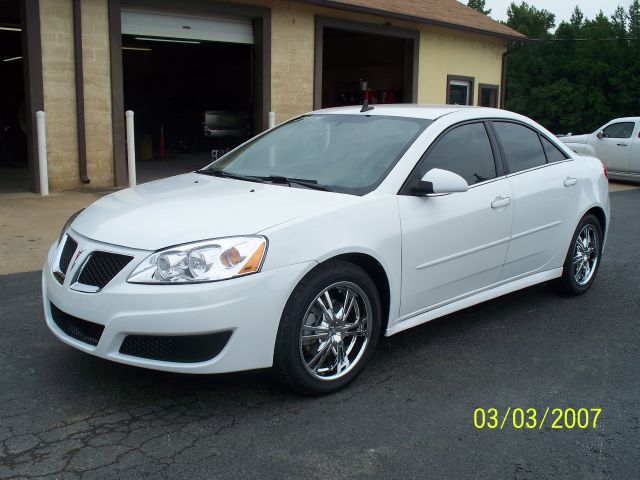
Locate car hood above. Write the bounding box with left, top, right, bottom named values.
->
left=72, top=173, right=356, bottom=250
left=559, top=134, right=589, bottom=144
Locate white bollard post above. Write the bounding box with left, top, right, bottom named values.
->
left=36, top=111, right=48, bottom=196
left=268, top=111, right=275, bottom=129
left=125, top=110, right=136, bottom=187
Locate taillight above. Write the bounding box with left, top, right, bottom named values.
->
left=602, top=161, right=608, bottom=180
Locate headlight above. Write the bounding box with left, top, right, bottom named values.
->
left=127, top=236, right=267, bottom=284
left=58, top=209, right=84, bottom=245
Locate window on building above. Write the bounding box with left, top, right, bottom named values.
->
left=479, top=84, right=499, bottom=108
left=493, top=122, right=547, bottom=173
left=418, top=122, right=496, bottom=185
left=447, top=75, right=474, bottom=105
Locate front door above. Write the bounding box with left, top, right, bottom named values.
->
left=631, top=122, right=640, bottom=174
left=592, top=121, right=635, bottom=173
left=398, top=122, right=513, bottom=318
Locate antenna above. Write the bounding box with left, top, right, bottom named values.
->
left=360, top=100, right=374, bottom=113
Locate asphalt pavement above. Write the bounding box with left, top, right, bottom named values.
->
left=1, top=189, right=639, bottom=479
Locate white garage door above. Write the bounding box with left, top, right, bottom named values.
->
left=121, top=8, right=254, bottom=44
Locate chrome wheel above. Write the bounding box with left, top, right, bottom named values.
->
left=299, top=281, right=372, bottom=381
left=573, top=224, right=599, bottom=286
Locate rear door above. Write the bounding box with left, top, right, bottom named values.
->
left=398, top=121, right=513, bottom=317
left=492, top=121, right=577, bottom=280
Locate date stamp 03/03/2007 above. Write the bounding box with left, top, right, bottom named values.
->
left=473, top=407, right=602, bottom=430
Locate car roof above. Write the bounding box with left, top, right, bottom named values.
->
left=607, top=117, right=640, bottom=122
left=310, top=104, right=521, bottom=121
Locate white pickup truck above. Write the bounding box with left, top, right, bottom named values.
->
left=559, top=117, right=640, bottom=183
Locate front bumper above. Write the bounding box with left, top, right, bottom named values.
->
left=43, top=231, right=314, bottom=374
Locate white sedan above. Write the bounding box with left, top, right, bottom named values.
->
left=43, top=105, right=609, bottom=394
left=560, top=117, right=640, bottom=182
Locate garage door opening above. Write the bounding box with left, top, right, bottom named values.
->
left=121, top=9, right=257, bottom=184
left=315, top=19, right=418, bottom=109
left=0, top=1, right=28, bottom=193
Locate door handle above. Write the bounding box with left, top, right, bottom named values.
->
left=617, top=143, right=628, bottom=147
left=564, top=177, right=577, bottom=187
left=491, top=196, right=511, bottom=209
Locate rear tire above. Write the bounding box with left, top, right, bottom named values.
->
left=272, top=260, right=381, bottom=395
left=553, top=213, right=602, bottom=295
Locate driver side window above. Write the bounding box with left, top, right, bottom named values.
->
left=602, top=122, right=635, bottom=139
left=418, top=122, right=497, bottom=185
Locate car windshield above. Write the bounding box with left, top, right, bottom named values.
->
left=202, top=114, right=431, bottom=195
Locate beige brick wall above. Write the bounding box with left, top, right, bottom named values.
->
left=40, top=0, right=79, bottom=191
left=39, top=0, right=113, bottom=192
left=81, top=0, right=114, bottom=188
left=37, top=0, right=506, bottom=191
left=236, top=0, right=434, bottom=124
left=263, top=0, right=507, bottom=124
left=270, top=1, right=315, bottom=124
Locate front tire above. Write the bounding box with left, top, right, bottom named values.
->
left=273, top=261, right=381, bottom=395
left=553, top=213, right=603, bottom=295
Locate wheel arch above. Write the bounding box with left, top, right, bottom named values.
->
left=585, top=205, right=607, bottom=237
left=562, top=204, right=608, bottom=263
left=313, top=252, right=392, bottom=337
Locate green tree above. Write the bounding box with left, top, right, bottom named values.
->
left=467, top=0, right=491, bottom=16
left=611, top=6, right=628, bottom=39
left=570, top=6, right=584, bottom=34
left=629, top=0, right=640, bottom=37
left=504, top=4, right=640, bottom=134
left=582, top=11, right=616, bottom=40
left=505, top=1, right=555, bottom=38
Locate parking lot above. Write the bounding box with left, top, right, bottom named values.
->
left=1, top=188, right=639, bottom=479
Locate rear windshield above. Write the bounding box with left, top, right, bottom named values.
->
left=204, top=114, right=431, bottom=195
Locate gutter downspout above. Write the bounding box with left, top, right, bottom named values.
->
left=500, top=49, right=507, bottom=109
left=500, top=40, right=526, bottom=109
left=73, top=0, right=90, bottom=184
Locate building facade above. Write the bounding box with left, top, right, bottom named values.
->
left=2, top=0, right=523, bottom=192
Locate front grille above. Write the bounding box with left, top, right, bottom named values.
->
left=119, top=331, right=232, bottom=363
left=58, top=236, right=78, bottom=275
left=77, top=251, right=133, bottom=289
left=50, top=302, right=104, bottom=346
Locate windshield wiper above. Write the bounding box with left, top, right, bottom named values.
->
left=258, top=175, right=330, bottom=191
left=196, top=170, right=330, bottom=191
left=195, top=169, right=266, bottom=184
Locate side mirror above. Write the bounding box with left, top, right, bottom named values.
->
left=411, top=168, right=469, bottom=196
left=596, top=131, right=604, bottom=139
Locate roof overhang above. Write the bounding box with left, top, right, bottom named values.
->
left=299, top=0, right=526, bottom=42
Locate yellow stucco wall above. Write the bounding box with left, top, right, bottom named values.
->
left=418, top=26, right=505, bottom=105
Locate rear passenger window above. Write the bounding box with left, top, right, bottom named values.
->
left=419, top=123, right=496, bottom=185
left=541, top=136, right=568, bottom=163
left=493, top=122, right=546, bottom=173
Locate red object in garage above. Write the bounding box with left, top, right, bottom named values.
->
left=379, top=90, right=396, bottom=104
